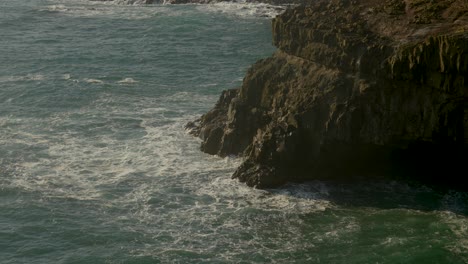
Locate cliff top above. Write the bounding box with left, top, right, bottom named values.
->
left=283, top=0, right=467, bottom=45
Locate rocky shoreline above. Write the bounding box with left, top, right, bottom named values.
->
left=187, top=0, right=468, bottom=191
left=90, top=0, right=304, bottom=5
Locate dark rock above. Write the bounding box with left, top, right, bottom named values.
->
left=189, top=0, right=468, bottom=191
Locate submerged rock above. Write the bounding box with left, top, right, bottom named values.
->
left=189, top=0, right=468, bottom=190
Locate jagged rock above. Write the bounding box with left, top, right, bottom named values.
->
left=189, top=0, right=468, bottom=190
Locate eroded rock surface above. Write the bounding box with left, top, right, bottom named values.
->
left=189, top=0, right=468, bottom=190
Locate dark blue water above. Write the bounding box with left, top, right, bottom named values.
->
left=1, top=0, right=467, bottom=263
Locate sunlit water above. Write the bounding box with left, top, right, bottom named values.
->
left=0, top=0, right=467, bottom=263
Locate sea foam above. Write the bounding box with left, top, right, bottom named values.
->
left=199, top=1, right=286, bottom=19
left=117, top=78, right=138, bottom=84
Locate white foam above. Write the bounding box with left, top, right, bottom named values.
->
left=2, top=92, right=225, bottom=201
left=193, top=177, right=334, bottom=217
left=83, top=78, right=104, bottom=84
left=42, top=4, right=69, bottom=12
left=108, top=0, right=152, bottom=5
left=117, top=77, right=138, bottom=84
left=197, top=83, right=218, bottom=88
left=0, top=74, right=80, bottom=84
left=439, top=211, right=468, bottom=259
left=62, top=74, right=72, bottom=80
left=24, top=74, right=45, bottom=81
left=198, top=1, right=286, bottom=19
left=40, top=1, right=165, bottom=19
left=380, top=237, right=407, bottom=246
left=42, top=0, right=283, bottom=20
left=4, top=91, right=336, bottom=218
left=0, top=74, right=45, bottom=82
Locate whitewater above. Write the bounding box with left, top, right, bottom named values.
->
left=0, top=0, right=467, bottom=263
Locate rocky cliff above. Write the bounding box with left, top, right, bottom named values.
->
left=188, top=0, right=468, bottom=190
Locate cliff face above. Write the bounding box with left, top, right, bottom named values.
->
left=188, top=0, right=468, bottom=190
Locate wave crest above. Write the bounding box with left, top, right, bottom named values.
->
left=197, top=1, right=286, bottom=18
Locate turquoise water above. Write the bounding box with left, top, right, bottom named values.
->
left=0, top=0, right=467, bottom=263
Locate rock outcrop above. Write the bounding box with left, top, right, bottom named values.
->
left=188, top=0, right=468, bottom=190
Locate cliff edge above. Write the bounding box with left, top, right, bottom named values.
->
left=187, top=0, right=468, bottom=190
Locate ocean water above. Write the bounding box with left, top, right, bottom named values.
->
left=0, top=0, right=467, bottom=263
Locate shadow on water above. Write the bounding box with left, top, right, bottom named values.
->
left=267, top=141, right=468, bottom=216
left=269, top=180, right=468, bottom=216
